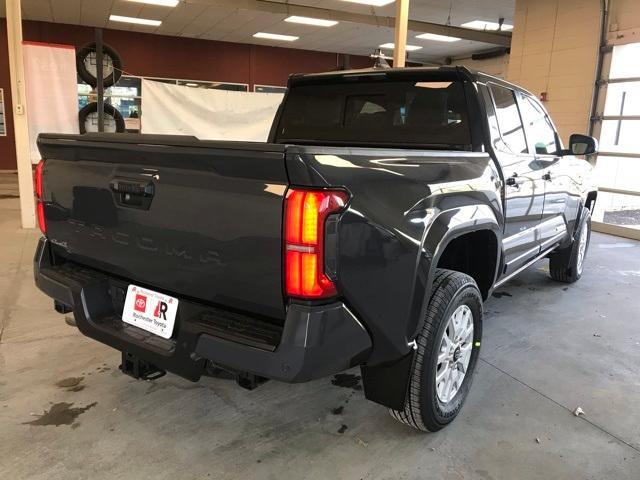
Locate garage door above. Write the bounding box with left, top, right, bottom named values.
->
left=592, top=42, right=640, bottom=240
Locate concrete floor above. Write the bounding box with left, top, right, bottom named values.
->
left=1, top=186, right=640, bottom=479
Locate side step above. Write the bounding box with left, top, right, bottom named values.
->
left=120, top=352, right=166, bottom=381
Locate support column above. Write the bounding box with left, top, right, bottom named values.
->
left=393, top=0, right=410, bottom=68
left=6, top=0, right=35, bottom=229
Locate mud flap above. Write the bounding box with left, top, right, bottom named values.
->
left=361, top=351, right=414, bottom=410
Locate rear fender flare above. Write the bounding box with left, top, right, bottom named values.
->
left=406, top=204, right=501, bottom=341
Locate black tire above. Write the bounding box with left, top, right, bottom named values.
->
left=549, top=209, right=591, bottom=283
left=78, top=102, right=126, bottom=134
left=76, top=42, right=122, bottom=88
left=390, top=269, right=482, bottom=432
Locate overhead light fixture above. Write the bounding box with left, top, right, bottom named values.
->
left=127, top=0, right=179, bottom=6
left=341, top=0, right=396, bottom=6
left=109, top=15, right=162, bottom=26
left=379, top=42, right=422, bottom=51
left=185, top=83, right=199, bottom=87
left=415, top=32, right=460, bottom=42
left=285, top=16, right=338, bottom=27
left=253, top=32, right=299, bottom=42
left=461, top=20, right=513, bottom=31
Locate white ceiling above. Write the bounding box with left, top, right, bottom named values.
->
left=0, top=0, right=515, bottom=62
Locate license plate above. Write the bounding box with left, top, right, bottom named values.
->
left=122, top=285, right=179, bottom=339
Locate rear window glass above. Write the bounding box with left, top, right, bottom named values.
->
left=276, top=79, right=471, bottom=148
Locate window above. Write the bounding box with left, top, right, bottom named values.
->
left=77, top=76, right=249, bottom=133
left=78, top=76, right=142, bottom=131
left=0, top=88, right=5, bottom=136
left=344, top=95, right=387, bottom=127
left=254, top=85, right=287, bottom=94
left=591, top=42, right=640, bottom=236
left=277, top=78, right=472, bottom=147
left=520, top=95, right=558, bottom=155
left=488, top=83, right=527, bottom=154
left=178, top=80, right=248, bottom=91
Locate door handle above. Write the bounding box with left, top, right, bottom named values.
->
left=110, top=179, right=155, bottom=196
left=542, top=172, right=552, bottom=181
left=110, top=178, right=155, bottom=209
left=505, top=175, right=524, bottom=188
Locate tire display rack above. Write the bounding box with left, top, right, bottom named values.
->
left=76, top=29, right=125, bottom=134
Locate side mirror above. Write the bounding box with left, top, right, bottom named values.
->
left=567, top=134, right=598, bottom=155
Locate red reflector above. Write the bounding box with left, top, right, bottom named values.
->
left=34, top=160, right=46, bottom=234
left=284, top=188, right=349, bottom=299
left=37, top=201, right=46, bottom=234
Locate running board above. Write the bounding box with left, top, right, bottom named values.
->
left=494, top=244, right=559, bottom=288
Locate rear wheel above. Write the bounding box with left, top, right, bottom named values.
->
left=389, top=269, right=482, bottom=432
left=549, top=209, right=591, bottom=283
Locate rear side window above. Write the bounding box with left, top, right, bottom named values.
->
left=276, top=79, right=472, bottom=148
left=489, top=84, right=528, bottom=154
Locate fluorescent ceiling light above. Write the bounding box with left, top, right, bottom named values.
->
left=379, top=42, right=422, bottom=51
left=127, top=0, right=179, bottom=6
left=285, top=16, right=338, bottom=27
left=415, top=32, right=460, bottom=42
left=185, top=83, right=199, bottom=87
left=341, top=0, right=396, bottom=6
left=109, top=15, right=162, bottom=26
left=253, top=32, right=299, bottom=42
left=461, top=20, right=513, bottom=31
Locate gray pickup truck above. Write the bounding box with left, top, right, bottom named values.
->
left=33, top=66, right=597, bottom=432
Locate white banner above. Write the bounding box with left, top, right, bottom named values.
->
left=23, top=42, right=79, bottom=163
left=141, top=79, right=284, bottom=142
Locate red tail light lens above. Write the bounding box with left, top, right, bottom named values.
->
left=34, top=160, right=44, bottom=198
left=37, top=202, right=46, bottom=234
left=34, top=160, right=46, bottom=234
left=284, top=188, right=349, bottom=299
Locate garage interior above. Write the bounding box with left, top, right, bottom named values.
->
left=1, top=0, right=640, bottom=479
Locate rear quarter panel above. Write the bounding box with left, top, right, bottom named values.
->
left=286, top=146, right=503, bottom=364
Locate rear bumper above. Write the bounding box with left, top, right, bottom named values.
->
left=34, top=238, right=372, bottom=382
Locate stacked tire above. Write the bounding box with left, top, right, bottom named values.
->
left=76, top=42, right=125, bottom=134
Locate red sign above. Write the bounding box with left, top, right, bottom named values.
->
left=134, top=294, right=147, bottom=313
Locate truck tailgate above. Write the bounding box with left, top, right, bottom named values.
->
left=38, top=133, right=288, bottom=320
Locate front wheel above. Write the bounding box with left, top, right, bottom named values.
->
left=389, top=269, right=482, bottom=432
left=549, top=209, right=591, bottom=283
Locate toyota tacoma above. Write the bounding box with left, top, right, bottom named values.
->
left=33, top=67, right=597, bottom=431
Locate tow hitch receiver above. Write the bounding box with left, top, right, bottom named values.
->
left=120, top=352, right=166, bottom=381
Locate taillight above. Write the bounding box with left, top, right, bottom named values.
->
left=34, top=160, right=46, bottom=234
left=284, top=188, right=349, bottom=299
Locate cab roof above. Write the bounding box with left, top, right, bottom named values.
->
left=289, top=66, right=480, bottom=85
left=288, top=65, right=533, bottom=98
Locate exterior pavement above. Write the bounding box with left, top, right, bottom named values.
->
left=1, top=181, right=639, bottom=479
